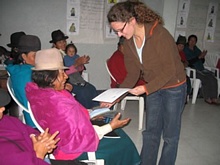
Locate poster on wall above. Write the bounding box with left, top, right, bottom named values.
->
left=104, top=0, right=119, bottom=38
left=204, top=2, right=218, bottom=42
left=66, top=0, right=105, bottom=43
left=67, top=0, right=80, bottom=35
left=176, top=0, right=190, bottom=28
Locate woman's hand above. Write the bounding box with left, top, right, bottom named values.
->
left=100, top=102, right=115, bottom=108
left=30, top=129, right=60, bottom=159
left=199, top=50, right=207, bottom=59
left=65, top=83, right=73, bottom=92
left=129, top=85, right=146, bottom=96
left=100, top=97, right=122, bottom=108
left=75, top=55, right=90, bottom=67
left=110, top=113, right=130, bottom=130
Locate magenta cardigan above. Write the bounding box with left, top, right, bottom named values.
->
left=26, top=82, right=99, bottom=160
left=0, top=115, right=49, bottom=165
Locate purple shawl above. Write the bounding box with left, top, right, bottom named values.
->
left=0, top=115, right=49, bottom=165
left=25, top=82, right=99, bottom=159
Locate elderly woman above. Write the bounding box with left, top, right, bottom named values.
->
left=26, top=48, right=140, bottom=165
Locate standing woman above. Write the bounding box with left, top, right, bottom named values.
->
left=108, top=1, right=186, bottom=165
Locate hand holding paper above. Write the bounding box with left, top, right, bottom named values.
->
left=93, top=88, right=130, bottom=103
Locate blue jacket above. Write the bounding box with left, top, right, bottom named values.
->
left=6, top=64, right=35, bottom=127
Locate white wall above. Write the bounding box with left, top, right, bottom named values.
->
left=0, top=0, right=177, bottom=89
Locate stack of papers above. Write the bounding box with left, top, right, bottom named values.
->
left=92, top=88, right=130, bottom=103
left=89, top=108, right=111, bottom=119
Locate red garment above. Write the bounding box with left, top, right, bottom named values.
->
left=179, top=51, right=187, bottom=62
left=108, top=50, right=145, bottom=88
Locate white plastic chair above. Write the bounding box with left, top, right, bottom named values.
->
left=105, top=59, right=144, bottom=130
left=81, top=71, right=89, bottom=82
left=27, top=102, right=104, bottom=165
left=6, top=77, right=27, bottom=123
left=185, top=67, right=202, bottom=104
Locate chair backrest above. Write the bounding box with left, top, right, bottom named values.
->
left=6, top=77, right=29, bottom=113
left=105, top=59, right=117, bottom=83
left=27, top=102, right=44, bottom=132
left=185, top=67, right=197, bottom=82
left=81, top=71, right=89, bottom=82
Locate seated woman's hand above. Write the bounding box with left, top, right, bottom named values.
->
left=110, top=113, right=130, bottom=130
left=100, top=98, right=121, bottom=108
left=30, top=129, right=60, bottom=159
left=65, top=83, right=73, bottom=92
left=100, top=102, right=115, bottom=108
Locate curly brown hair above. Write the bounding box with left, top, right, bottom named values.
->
left=107, top=1, right=164, bottom=25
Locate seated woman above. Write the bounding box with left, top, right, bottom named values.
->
left=64, top=42, right=99, bottom=109
left=0, top=88, right=60, bottom=165
left=183, top=34, right=219, bottom=104
left=26, top=48, right=140, bottom=165
left=50, top=29, right=99, bottom=109
left=108, top=37, right=146, bottom=88
left=0, top=88, right=88, bottom=165
left=5, top=34, right=41, bottom=127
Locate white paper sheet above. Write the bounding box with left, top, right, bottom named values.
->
left=92, top=88, right=130, bottom=103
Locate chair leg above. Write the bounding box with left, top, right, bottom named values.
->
left=192, top=79, right=201, bottom=104
left=113, top=103, right=118, bottom=110
left=218, top=81, right=220, bottom=97
left=121, top=99, right=127, bottom=110
left=138, top=97, right=144, bottom=130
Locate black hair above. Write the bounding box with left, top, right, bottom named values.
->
left=32, top=70, right=59, bottom=88
left=188, top=34, right=198, bottom=43
left=12, top=51, right=29, bottom=64
left=65, top=42, right=77, bottom=54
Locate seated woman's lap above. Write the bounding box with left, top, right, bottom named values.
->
left=72, top=82, right=99, bottom=109
left=77, top=128, right=140, bottom=165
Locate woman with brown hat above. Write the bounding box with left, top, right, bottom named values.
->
left=26, top=48, right=140, bottom=165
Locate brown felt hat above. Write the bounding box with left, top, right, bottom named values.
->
left=32, top=48, right=68, bottom=71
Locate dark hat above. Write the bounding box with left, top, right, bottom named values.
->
left=0, top=89, right=11, bottom=107
left=49, top=30, right=69, bottom=43
left=7, top=31, right=26, bottom=48
left=176, top=35, right=186, bottom=45
left=18, top=35, right=41, bottom=52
